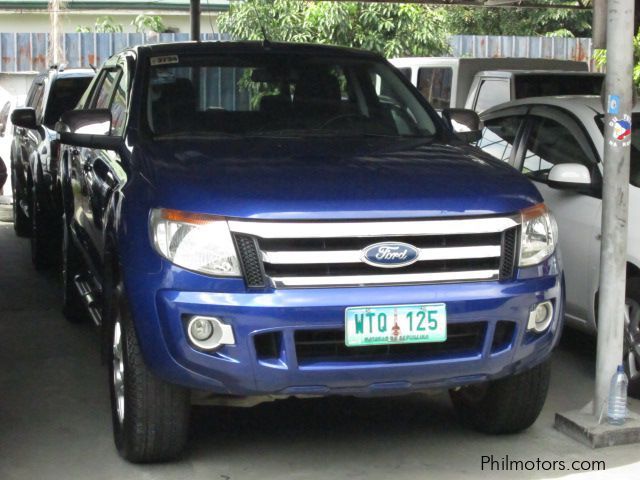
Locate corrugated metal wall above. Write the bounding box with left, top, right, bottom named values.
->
left=0, top=33, right=598, bottom=73
left=449, top=35, right=598, bottom=71
left=0, top=32, right=225, bottom=72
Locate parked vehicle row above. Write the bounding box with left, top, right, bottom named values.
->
left=10, top=66, right=94, bottom=268
left=390, top=56, right=602, bottom=113
left=11, top=45, right=575, bottom=463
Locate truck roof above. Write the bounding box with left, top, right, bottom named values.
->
left=131, top=41, right=384, bottom=60
left=474, top=70, right=603, bottom=78
left=389, top=57, right=588, bottom=72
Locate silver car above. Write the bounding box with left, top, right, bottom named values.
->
left=477, top=95, right=640, bottom=389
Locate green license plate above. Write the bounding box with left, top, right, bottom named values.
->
left=345, top=303, right=447, bottom=347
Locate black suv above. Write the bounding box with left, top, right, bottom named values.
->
left=11, top=66, right=94, bottom=268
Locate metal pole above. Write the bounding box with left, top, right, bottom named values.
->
left=190, top=0, right=201, bottom=41
left=595, top=0, right=635, bottom=419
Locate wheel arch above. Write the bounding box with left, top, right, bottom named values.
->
left=593, top=260, right=640, bottom=327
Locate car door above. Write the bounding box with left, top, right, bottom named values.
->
left=82, top=60, right=129, bottom=272
left=515, top=107, right=602, bottom=326
left=70, top=68, right=121, bottom=270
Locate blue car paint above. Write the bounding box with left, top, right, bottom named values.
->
left=139, top=137, right=542, bottom=220
left=66, top=42, right=564, bottom=399
left=110, top=135, right=564, bottom=397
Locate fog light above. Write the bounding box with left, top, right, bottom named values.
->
left=189, top=317, right=214, bottom=341
left=186, top=316, right=235, bottom=350
left=527, top=301, right=554, bottom=333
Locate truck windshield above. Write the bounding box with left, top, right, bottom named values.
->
left=43, top=76, right=93, bottom=128
left=146, top=53, right=437, bottom=138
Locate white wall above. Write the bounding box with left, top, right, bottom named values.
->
left=0, top=72, right=37, bottom=100
left=0, top=11, right=220, bottom=34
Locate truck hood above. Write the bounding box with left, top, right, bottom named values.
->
left=136, top=136, right=542, bottom=220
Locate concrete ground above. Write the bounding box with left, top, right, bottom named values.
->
left=1, top=221, right=639, bottom=480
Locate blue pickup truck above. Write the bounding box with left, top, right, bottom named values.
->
left=56, top=41, right=564, bottom=462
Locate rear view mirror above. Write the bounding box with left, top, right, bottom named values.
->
left=56, top=108, right=121, bottom=150
left=11, top=107, right=37, bottom=130
left=56, top=109, right=112, bottom=135
left=441, top=108, right=482, bottom=143
left=548, top=163, right=592, bottom=189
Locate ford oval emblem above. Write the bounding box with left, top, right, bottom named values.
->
left=361, top=242, right=420, bottom=268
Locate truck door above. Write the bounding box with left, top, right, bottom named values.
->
left=80, top=62, right=129, bottom=272
left=70, top=68, right=121, bottom=272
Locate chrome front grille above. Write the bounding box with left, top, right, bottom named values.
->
left=229, top=216, right=520, bottom=289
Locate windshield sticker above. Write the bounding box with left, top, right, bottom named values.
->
left=608, top=114, right=632, bottom=147
left=150, top=55, right=179, bottom=66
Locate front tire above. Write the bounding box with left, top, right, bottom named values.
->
left=450, top=359, right=551, bottom=434
left=624, top=278, right=640, bottom=397
left=108, top=281, right=190, bottom=463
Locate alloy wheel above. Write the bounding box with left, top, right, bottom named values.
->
left=624, top=298, right=640, bottom=381
left=112, top=319, right=125, bottom=425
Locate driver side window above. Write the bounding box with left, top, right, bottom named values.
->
left=522, top=116, right=593, bottom=181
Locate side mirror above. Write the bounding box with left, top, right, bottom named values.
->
left=56, top=109, right=121, bottom=150
left=11, top=107, right=37, bottom=129
left=441, top=108, right=482, bottom=143
left=548, top=163, right=592, bottom=189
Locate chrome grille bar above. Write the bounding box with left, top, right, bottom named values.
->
left=228, top=216, right=518, bottom=239
left=271, top=270, right=500, bottom=288
left=230, top=216, right=520, bottom=288
left=262, top=245, right=501, bottom=265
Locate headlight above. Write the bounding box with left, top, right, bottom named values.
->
left=150, top=208, right=241, bottom=276
left=519, top=203, right=558, bottom=267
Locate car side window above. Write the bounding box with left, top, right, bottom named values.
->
left=30, top=83, right=45, bottom=121
left=92, top=69, right=121, bottom=109
left=475, top=80, right=510, bottom=112
left=476, top=116, right=522, bottom=163
left=110, top=73, right=128, bottom=136
left=25, top=79, right=42, bottom=108
left=417, top=67, right=452, bottom=110
left=521, top=116, right=594, bottom=182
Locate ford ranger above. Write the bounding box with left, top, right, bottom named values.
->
left=56, top=42, right=564, bottom=462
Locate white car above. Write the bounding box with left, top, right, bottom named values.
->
left=476, top=95, right=640, bottom=387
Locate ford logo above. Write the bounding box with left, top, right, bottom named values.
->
left=361, top=242, right=420, bottom=268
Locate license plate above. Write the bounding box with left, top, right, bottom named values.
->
left=345, top=303, right=447, bottom=347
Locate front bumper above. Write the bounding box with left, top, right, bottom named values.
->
left=125, top=255, right=564, bottom=397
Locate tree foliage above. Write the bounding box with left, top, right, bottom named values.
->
left=442, top=1, right=592, bottom=37
left=132, top=14, right=168, bottom=34
left=76, top=15, right=123, bottom=33
left=594, top=28, right=640, bottom=88
left=218, top=0, right=451, bottom=58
